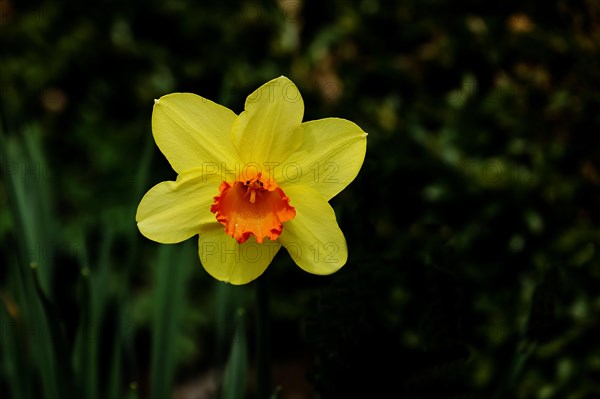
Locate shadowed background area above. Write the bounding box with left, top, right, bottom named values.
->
left=1, top=0, right=600, bottom=398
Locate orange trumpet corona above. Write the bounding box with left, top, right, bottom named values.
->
left=211, top=172, right=296, bottom=244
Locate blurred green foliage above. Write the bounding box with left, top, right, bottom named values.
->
left=2, top=0, right=600, bottom=398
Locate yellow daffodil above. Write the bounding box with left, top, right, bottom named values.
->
left=136, top=76, right=367, bottom=284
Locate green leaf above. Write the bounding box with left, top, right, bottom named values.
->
left=150, top=241, right=194, bottom=399
left=0, top=124, right=69, bottom=399
left=221, top=308, right=248, bottom=399
left=0, top=298, right=33, bottom=399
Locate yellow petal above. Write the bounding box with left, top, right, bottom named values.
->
left=276, top=118, right=367, bottom=200
left=198, top=226, right=281, bottom=285
left=152, top=93, right=240, bottom=174
left=231, top=76, right=304, bottom=167
left=278, top=184, right=348, bottom=275
left=136, top=169, right=221, bottom=243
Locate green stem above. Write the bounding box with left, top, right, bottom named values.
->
left=255, top=276, right=272, bottom=399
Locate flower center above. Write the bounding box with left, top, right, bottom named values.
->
left=210, top=172, right=296, bottom=244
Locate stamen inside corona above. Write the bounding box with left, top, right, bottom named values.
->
left=211, top=172, right=296, bottom=244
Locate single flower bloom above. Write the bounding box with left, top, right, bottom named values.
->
left=136, top=76, right=367, bottom=284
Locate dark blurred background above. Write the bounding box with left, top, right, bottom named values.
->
left=1, top=0, right=600, bottom=398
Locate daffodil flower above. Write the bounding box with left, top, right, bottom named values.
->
left=136, top=76, right=367, bottom=284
